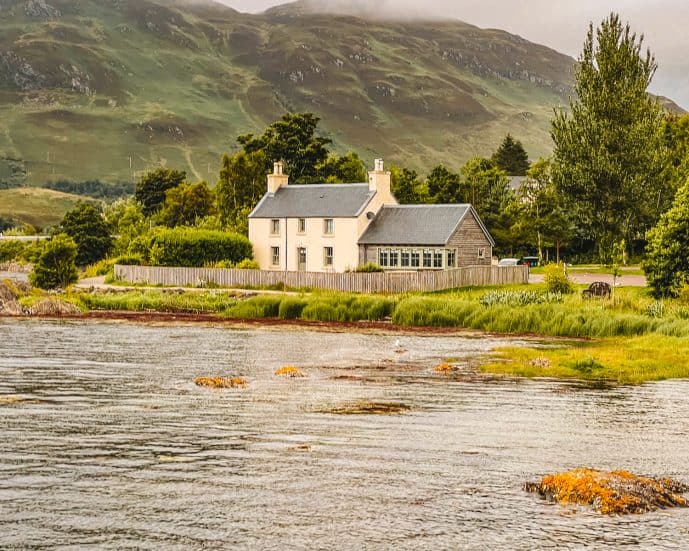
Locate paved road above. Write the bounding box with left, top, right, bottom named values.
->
left=529, top=272, right=647, bottom=287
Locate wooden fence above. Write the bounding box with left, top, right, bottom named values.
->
left=114, top=264, right=529, bottom=293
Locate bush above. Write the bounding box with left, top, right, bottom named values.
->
left=130, top=227, right=253, bottom=267
left=0, top=240, right=26, bottom=262
left=29, top=234, right=79, bottom=289
left=113, top=254, right=143, bottom=266
left=355, top=262, right=384, bottom=273
left=543, top=263, right=575, bottom=294
left=235, top=258, right=260, bottom=270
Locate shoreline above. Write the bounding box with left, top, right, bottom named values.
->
left=0, top=309, right=556, bottom=340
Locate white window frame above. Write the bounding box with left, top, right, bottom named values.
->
left=478, top=247, right=486, bottom=259
left=411, top=251, right=420, bottom=268
left=323, top=218, right=334, bottom=235
left=423, top=250, right=432, bottom=268
left=270, top=219, right=280, bottom=236
left=400, top=250, right=410, bottom=267
left=433, top=250, right=443, bottom=268
left=379, top=249, right=389, bottom=267
left=271, top=246, right=280, bottom=266
left=447, top=249, right=456, bottom=268
left=323, top=246, right=334, bottom=267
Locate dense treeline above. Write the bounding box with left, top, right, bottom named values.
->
left=41, top=179, right=135, bottom=201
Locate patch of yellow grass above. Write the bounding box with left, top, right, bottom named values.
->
left=194, top=376, right=247, bottom=388
left=275, top=366, right=306, bottom=377
left=482, top=335, right=689, bottom=384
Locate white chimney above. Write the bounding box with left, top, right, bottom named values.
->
left=267, top=161, right=289, bottom=193
left=368, top=158, right=391, bottom=199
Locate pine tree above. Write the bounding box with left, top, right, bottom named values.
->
left=492, top=134, right=530, bottom=176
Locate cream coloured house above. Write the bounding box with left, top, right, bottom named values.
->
left=248, top=159, right=494, bottom=272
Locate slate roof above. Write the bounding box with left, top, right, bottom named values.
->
left=358, top=204, right=495, bottom=246
left=249, top=183, right=375, bottom=218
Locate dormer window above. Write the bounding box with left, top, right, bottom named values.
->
left=323, top=218, right=334, bottom=235
left=270, top=219, right=280, bottom=235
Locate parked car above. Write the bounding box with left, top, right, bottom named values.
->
left=497, top=258, right=519, bottom=267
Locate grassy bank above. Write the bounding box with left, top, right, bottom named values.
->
left=482, top=335, right=689, bottom=384
left=73, top=285, right=689, bottom=338
left=34, top=284, right=687, bottom=384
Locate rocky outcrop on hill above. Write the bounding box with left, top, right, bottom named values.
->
left=24, top=0, right=61, bottom=20
left=0, top=51, right=45, bottom=91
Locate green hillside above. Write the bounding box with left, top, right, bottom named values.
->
left=0, top=0, right=578, bottom=184
left=0, top=187, right=86, bottom=227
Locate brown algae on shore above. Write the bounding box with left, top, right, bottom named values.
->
left=434, top=363, right=454, bottom=374
left=317, top=400, right=412, bottom=415
left=194, top=376, right=247, bottom=389
left=275, top=366, right=306, bottom=377
left=525, top=468, right=689, bottom=514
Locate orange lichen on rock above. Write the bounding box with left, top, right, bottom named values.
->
left=434, top=363, right=454, bottom=374
left=275, top=366, right=306, bottom=377
left=194, top=376, right=247, bottom=389
left=525, top=468, right=689, bottom=514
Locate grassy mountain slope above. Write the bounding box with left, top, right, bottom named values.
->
left=0, top=0, right=578, bottom=184
left=0, top=187, right=85, bottom=227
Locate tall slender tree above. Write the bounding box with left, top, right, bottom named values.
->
left=551, top=13, right=668, bottom=260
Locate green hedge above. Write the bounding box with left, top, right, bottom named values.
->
left=130, top=227, right=253, bottom=267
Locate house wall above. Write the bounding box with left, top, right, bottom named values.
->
left=358, top=210, right=493, bottom=269
left=447, top=210, right=492, bottom=266
left=249, top=217, right=362, bottom=272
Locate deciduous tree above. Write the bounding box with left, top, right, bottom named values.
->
left=59, top=202, right=113, bottom=266
left=158, top=181, right=215, bottom=227
left=237, top=113, right=331, bottom=185
left=135, top=168, right=186, bottom=216
left=29, top=234, right=78, bottom=289
left=551, top=13, right=668, bottom=260
left=643, top=179, right=689, bottom=297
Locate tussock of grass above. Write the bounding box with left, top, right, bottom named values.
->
left=77, top=290, right=237, bottom=314
left=483, top=335, right=689, bottom=384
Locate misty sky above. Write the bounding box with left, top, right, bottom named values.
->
left=219, top=0, right=689, bottom=108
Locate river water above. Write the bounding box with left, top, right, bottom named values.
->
left=0, top=319, right=687, bottom=550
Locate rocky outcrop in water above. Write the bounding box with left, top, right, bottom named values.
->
left=525, top=468, right=689, bottom=514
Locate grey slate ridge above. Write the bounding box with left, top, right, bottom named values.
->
left=249, top=183, right=375, bottom=218
left=358, top=204, right=495, bottom=246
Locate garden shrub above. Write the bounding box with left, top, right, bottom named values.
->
left=354, top=262, right=385, bottom=273
left=29, top=234, right=79, bottom=289
left=543, top=263, right=575, bottom=294
left=130, top=227, right=253, bottom=267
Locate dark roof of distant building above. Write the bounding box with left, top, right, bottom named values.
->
left=358, top=204, right=494, bottom=246
left=249, top=183, right=375, bottom=218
